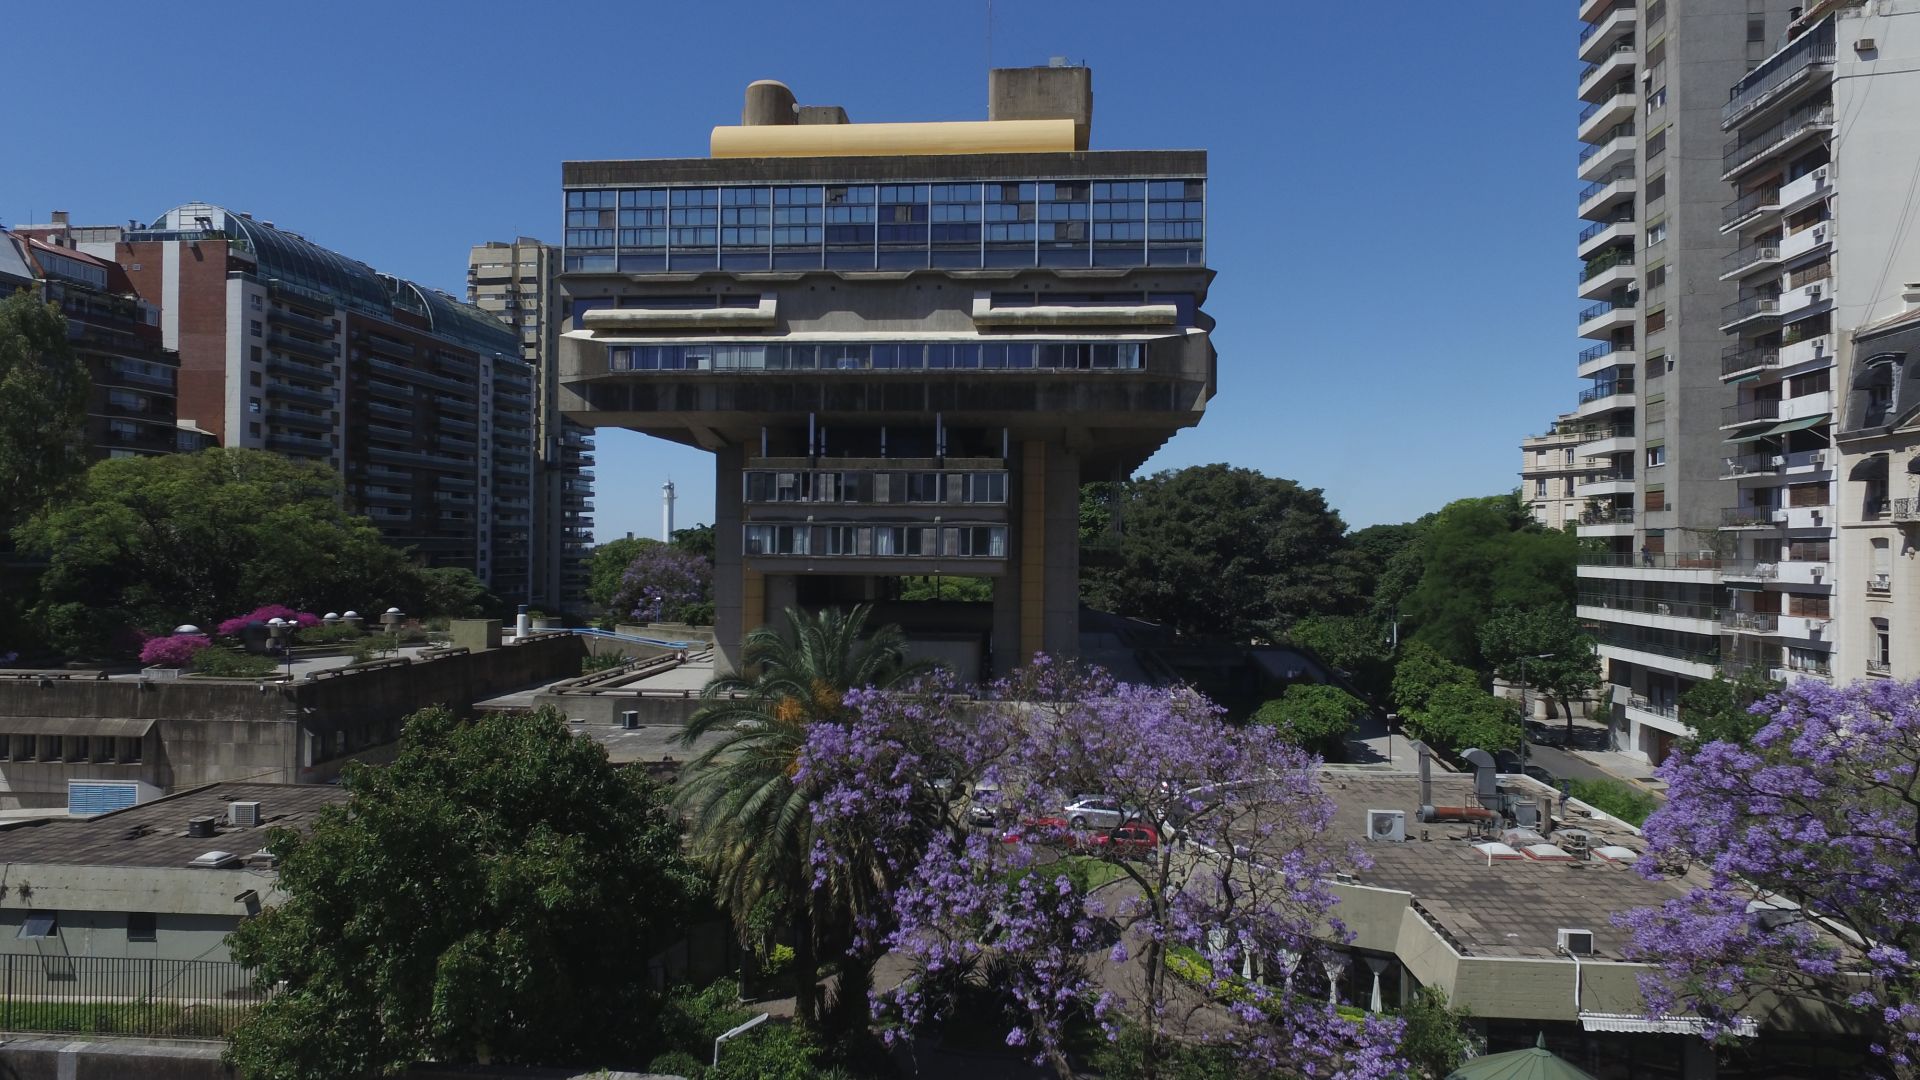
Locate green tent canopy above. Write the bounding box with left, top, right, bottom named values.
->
left=1445, top=1034, right=1598, bottom=1080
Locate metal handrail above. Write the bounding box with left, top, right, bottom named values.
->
left=1723, top=103, right=1835, bottom=174
left=1577, top=168, right=1634, bottom=205
left=1723, top=20, right=1836, bottom=127
left=1721, top=346, right=1779, bottom=377
left=1580, top=297, right=1636, bottom=324
left=1578, top=380, right=1635, bottom=404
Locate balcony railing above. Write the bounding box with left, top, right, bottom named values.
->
left=1721, top=187, right=1782, bottom=228
left=1721, top=345, right=1780, bottom=378
left=1579, top=217, right=1633, bottom=244
left=1723, top=453, right=1781, bottom=477
left=1785, top=655, right=1833, bottom=678
left=1577, top=342, right=1622, bottom=368
left=1596, top=630, right=1720, bottom=667
left=1892, top=499, right=1920, bottom=522
left=1721, top=294, right=1781, bottom=326
left=1581, top=250, right=1635, bottom=282
left=1581, top=507, right=1635, bottom=525
left=1581, top=469, right=1636, bottom=485
left=1569, top=423, right=1637, bottom=443
left=1869, top=572, right=1893, bottom=595
left=1627, top=693, right=1680, bottom=720
left=1722, top=506, right=1778, bottom=527
left=1580, top=297, right=1636, bottom=325
left=1578, top=42, right=1637, bottom=86
left=1723, top=398, right=1782, bottom=426
left=1721, top=610, right=1780, bottom=633
left=1723, top=19, right=1836, bottom=128
left=1578, top=379, right=1635, bottom=404
left=1579, top=551, right=1721, bottom=570
left=1579, top=592, right=1719, bottom=622
left=1578, top=123, right=1636, bottom=164
left=1723, top=102, right=1834, bottom=175
left=1577, top=168, right=1634, bottom=205
left=1578, top=5, right=1631, bottom=43
left=1868, top=658, right=1893, bottom=676
left=1721, top=561, right=1781, bottom=579
left=1578, top=86, right=1633, bottom=123
left=1722, top=242, right=1781, bottom=277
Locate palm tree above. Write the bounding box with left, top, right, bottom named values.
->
left=674, top=604, right=932, bottom=1032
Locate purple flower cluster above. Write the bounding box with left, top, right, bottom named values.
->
left=797, top=657, right=1405, bottom=1078
left=216, top=605, right=319, bottom=637
left=140, top=633, right=211, bottom=667
left=610, top=546, right=710, bottom=624
left=1619, top=678, right=1920, bottom=1071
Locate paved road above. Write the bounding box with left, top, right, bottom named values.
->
left=1516, top=742, right=1615, bottom=785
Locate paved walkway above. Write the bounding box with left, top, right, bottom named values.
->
left=1344, top=709, right=1422, bottom=771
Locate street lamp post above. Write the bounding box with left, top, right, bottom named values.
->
left=1517, top=652, right=1554, bottom=765
left=266, top=618, right=293, bottom=681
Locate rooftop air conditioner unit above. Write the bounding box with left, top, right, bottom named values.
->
left=1366, top=809, right=1407, bottom=843
left=621, top=710, right=641, bottom=730
left=229, top=801, right=262, bottom=827
left=1558, top=928, right=1596, bottom=956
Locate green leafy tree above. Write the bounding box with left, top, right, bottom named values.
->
left=1396, top=985, right=1479, bottom=1080
left=671, top=522, right=716, bottom=561
left=1252, top=683, right=1367, bottom=758
left=1285, top=614, right=1393, bottom=702
left=224, top=706, right=697, bottom=1079
left=1677, top=670, right=1781, bottom=751
left=16, top=448, right=417, bottom=656
left=896, top=575, right=993, bottom=602
left=1477, top=604, right=1601, bottom=735
left=1408, top=683, right=1522, bottom=756
left=1342, top=521, right=1426, bottom=618
left=1097, top=464, right=1362, bottom=642
left=0, top=290, right=90, bottom=533
left=1403, top=495, right=1575, bottom=670
left=586, top=536, right=654, bottom=607
left=675, top=605, right=933, bottom=1036
left=1389, top=641, right=1478, bottom=717
left=412, top=565, right=498, bottom=619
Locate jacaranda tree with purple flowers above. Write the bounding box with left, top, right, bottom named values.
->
left=1619, top=678, right=1920, bottom=1078
left=610, top=545, right=711, bottom=625
left=799, top=658, right=1406, bottom=1080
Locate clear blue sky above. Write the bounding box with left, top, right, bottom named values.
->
left=7, top=0, right=1575, bottom=539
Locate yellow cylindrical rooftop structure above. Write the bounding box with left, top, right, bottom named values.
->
left=710, top=118, right=1076, bottom=159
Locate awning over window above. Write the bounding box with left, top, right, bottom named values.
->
left=0, top=718, right=155, bottom=738
left=1764, top=413, right=1829, bottom=436
left=17, top=913, right=57, bottom=939
left=1728, top=425, right=1778, bottom=444
left=1852, top=454, right=1890, bottom=480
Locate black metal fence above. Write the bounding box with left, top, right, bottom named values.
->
left=0, top=954, right=262, bottom=1038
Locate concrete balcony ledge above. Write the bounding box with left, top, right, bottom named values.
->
left=970, top=295, right=1178, bottom=328
left=582, top=296, right=777, bottom=331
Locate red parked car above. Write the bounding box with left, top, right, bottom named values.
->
left=1001, top=816, right=1072, bottom=846
left=1085, top=822, right=1160, bottom=858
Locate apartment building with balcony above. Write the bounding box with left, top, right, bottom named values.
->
left=36, top=205, right=526, bottom=600
left=1520, top=411, right=1599, bottom=530
left=467, top=238, right=593, bottom=610
left=556, top=66, right=1215, bottom=676
left=1796, top=0, right=1920, bottom=685
left=1572, top=0, right=1802, bottom=764
left=1713, top=8, right=1852, bottom=690
left=3, top=223, right=183, bottom=461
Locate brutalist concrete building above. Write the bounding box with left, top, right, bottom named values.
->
left=556, top=66, right=1216, bottom=676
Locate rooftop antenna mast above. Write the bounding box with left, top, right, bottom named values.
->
left=985, top=0, right=992, bottom=74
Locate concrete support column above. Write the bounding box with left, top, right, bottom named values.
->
left=1042, top=441, right=1081, bottom=660
left=713, top=445, right=745, bottom=674
left=1019, top=441, right=1048, bottom=663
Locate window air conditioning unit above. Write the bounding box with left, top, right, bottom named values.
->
left=229, top=801, right=262, bottom=828
left=1558, top=928, right=1596, bottom=956
left=1809, top=284, right=1823, bottom=301
left=1366, top=809, right=1407, bottom=843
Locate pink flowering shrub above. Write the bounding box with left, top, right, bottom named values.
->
left=217, top=606, right=320, bottom=637
left=794, top=658, right=1406, bottom=1078
left=1620, top=678, right=1920, bottom=1075
left=140, top=633, right=211, bottom=668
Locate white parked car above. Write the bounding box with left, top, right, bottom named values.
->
left=1063, top=796, right=1133, bottom=830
